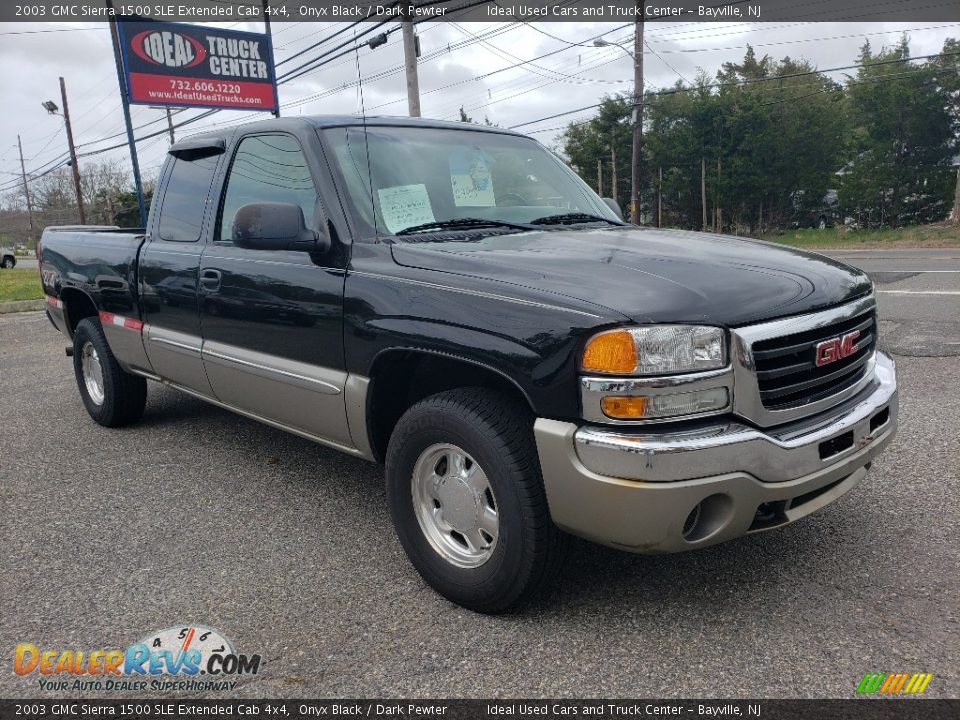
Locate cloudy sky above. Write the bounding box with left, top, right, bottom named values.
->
left=1, top=17, right=957, bottom=200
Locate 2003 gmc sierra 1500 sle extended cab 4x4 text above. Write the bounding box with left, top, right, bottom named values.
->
left=39, top=116, right=898, bottom=612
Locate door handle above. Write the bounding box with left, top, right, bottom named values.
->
left=200, top=269, right=222, bottom=292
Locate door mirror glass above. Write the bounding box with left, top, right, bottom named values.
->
left=232, top=202, right=329, bottom=252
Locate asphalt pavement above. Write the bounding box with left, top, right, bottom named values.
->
left=0, top=249, right=957, bottom=699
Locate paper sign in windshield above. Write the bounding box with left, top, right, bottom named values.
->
left=450, top=149, right=495, bottom=207
left=378, top=184, right=435, bottom=233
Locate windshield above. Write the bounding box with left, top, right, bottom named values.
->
left=323, top=125, right=619, bottom=238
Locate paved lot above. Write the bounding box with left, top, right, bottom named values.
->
left=0, top=249, right=957, bottom=699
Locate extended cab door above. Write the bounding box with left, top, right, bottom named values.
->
left=140, top=142, right=224, bottom=396
left=198, top=131, right=352, bottom=447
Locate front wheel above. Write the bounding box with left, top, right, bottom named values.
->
left=1, top=256, right=14, bottom=269
left=386, top=388, right=568, bottom=613
left=72, top=317, right=147, bottom=427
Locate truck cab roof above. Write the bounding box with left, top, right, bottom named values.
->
left=173, top=114, right=523, bottom=151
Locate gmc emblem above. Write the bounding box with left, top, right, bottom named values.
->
left=815, top=330, right=861, bottom=367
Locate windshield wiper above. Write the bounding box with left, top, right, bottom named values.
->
left=529, top=212, right=627, bottom=227
left=395, top=218, right=536, bottom=236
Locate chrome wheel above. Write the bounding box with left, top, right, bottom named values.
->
left=80, top=341, right=105, bottom=406
left=411, top=443, right=499, bottom=568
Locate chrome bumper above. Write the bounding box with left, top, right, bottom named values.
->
left=534, top=351, right=898, bottom=553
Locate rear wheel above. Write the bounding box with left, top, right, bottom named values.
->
left=72, top=317, right=147, bottom=427
left=1, top=256, right=14, bottom=269
left=386, top=388, right=568, bottom=613
left=817, top=216, right=828, bottom=230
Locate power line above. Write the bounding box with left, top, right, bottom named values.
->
left=509, top=49, right=960, bottom=130
left=275, top=22, right=363, bottom=66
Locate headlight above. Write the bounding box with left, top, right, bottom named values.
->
left=582, top=325, right=726, bottom=375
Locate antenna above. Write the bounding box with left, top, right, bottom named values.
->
left=352, top=25, right=380, bottom=240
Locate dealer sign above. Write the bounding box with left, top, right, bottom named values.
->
left=117, top=20, right=278, bottom=112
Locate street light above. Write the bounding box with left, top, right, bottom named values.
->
left=44, top=78, right=86, bottom=224
left=593, top=38, right=635, bottom=59
left=594, top=35, right=643, bottom=223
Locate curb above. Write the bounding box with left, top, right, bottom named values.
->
left=0, top=299, right=45, bottom=314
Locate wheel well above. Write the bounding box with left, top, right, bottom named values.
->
left=60, top=288, right=98, bottom=337
left=366, top=350, right=533, bottom=462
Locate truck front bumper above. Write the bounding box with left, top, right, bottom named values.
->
left=534, top=351, right=898, bottom=553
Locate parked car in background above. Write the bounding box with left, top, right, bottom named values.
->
left=791, top=190, right=840, bottom=230
left=1, top=247, right=16, bottom=268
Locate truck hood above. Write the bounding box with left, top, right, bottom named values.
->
left=390, top=227, right=872, bottom=327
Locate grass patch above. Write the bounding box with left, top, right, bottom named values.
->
left=763, top=222, right=960, bottom=249
left=0, top=268, right=44, bottom=303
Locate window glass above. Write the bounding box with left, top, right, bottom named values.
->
left=324, top=126, right=615, bottom=237
left=158, top=155, right=219, bottom=242
left=219, top=135, right=318, bottom=242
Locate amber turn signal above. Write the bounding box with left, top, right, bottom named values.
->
left=601, top=396, right=648, bottom=419
left=582, top=330, right=637, bottom=374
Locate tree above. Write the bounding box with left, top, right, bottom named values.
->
left=458, top=106, right=498, bottom=127
left=840, top=37, right=958, bottom=227
left=560, top=95, right=632, bottom=214
left=565, top=46, right=854, bottom=232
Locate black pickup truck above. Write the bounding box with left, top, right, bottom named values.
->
left=40, top=116, right=898, bottom=612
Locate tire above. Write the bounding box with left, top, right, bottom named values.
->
left=817, top=216, right=828, bottom=230
left=1, top=256, right=14, bottom=269
left=72, top=317, right=147, bottom=427
left=386, top=388, right=568, bottom=613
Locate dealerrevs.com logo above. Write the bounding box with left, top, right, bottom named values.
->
left=13, top=625, right=261, bottom=693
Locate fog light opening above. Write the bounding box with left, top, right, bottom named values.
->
left=682, top=493, right=733, bottom=543
left=682, top=504, right=702, bottom=539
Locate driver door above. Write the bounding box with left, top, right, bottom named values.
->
left=198, top=132, right=351, bottom=447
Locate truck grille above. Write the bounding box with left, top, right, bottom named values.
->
left=751, top=311, right=876, bottom=410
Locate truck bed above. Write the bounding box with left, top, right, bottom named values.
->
left=40, top=225, right=146, bottom=323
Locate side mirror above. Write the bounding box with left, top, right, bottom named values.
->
left=231, top=202, right=331, bottom=253
left=602, top=197, right=624, bottom=221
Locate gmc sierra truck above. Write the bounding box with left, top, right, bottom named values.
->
left=40, top=116, right=898, bottom=613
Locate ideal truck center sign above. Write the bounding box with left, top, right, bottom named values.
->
left=117, top=21, right=278, bottom=112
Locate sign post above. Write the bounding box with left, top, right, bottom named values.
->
left=107, top=2, right=147, bottom=228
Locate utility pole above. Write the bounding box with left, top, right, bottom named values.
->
left=701, top=157, right=707, bottom=230
left=657, top=166, right=662, bottom=228
left=262, top=0, right=280, bottom=117
left=716, top=156, right=722, bottom=232
left=630, top=6, right=644, bottom=223
left=402, top=2, right=421, bottom=117
left=953, top=164, right=960, bottom=226
left=165, top=108, right=175, bottom=144
left=17, top=135, right=36, bottom=246
left=610, top=145, right=617, bottom=206
left=597, top=158, right=603, bottom=197
left=59, top=77, right=85, bottom=225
